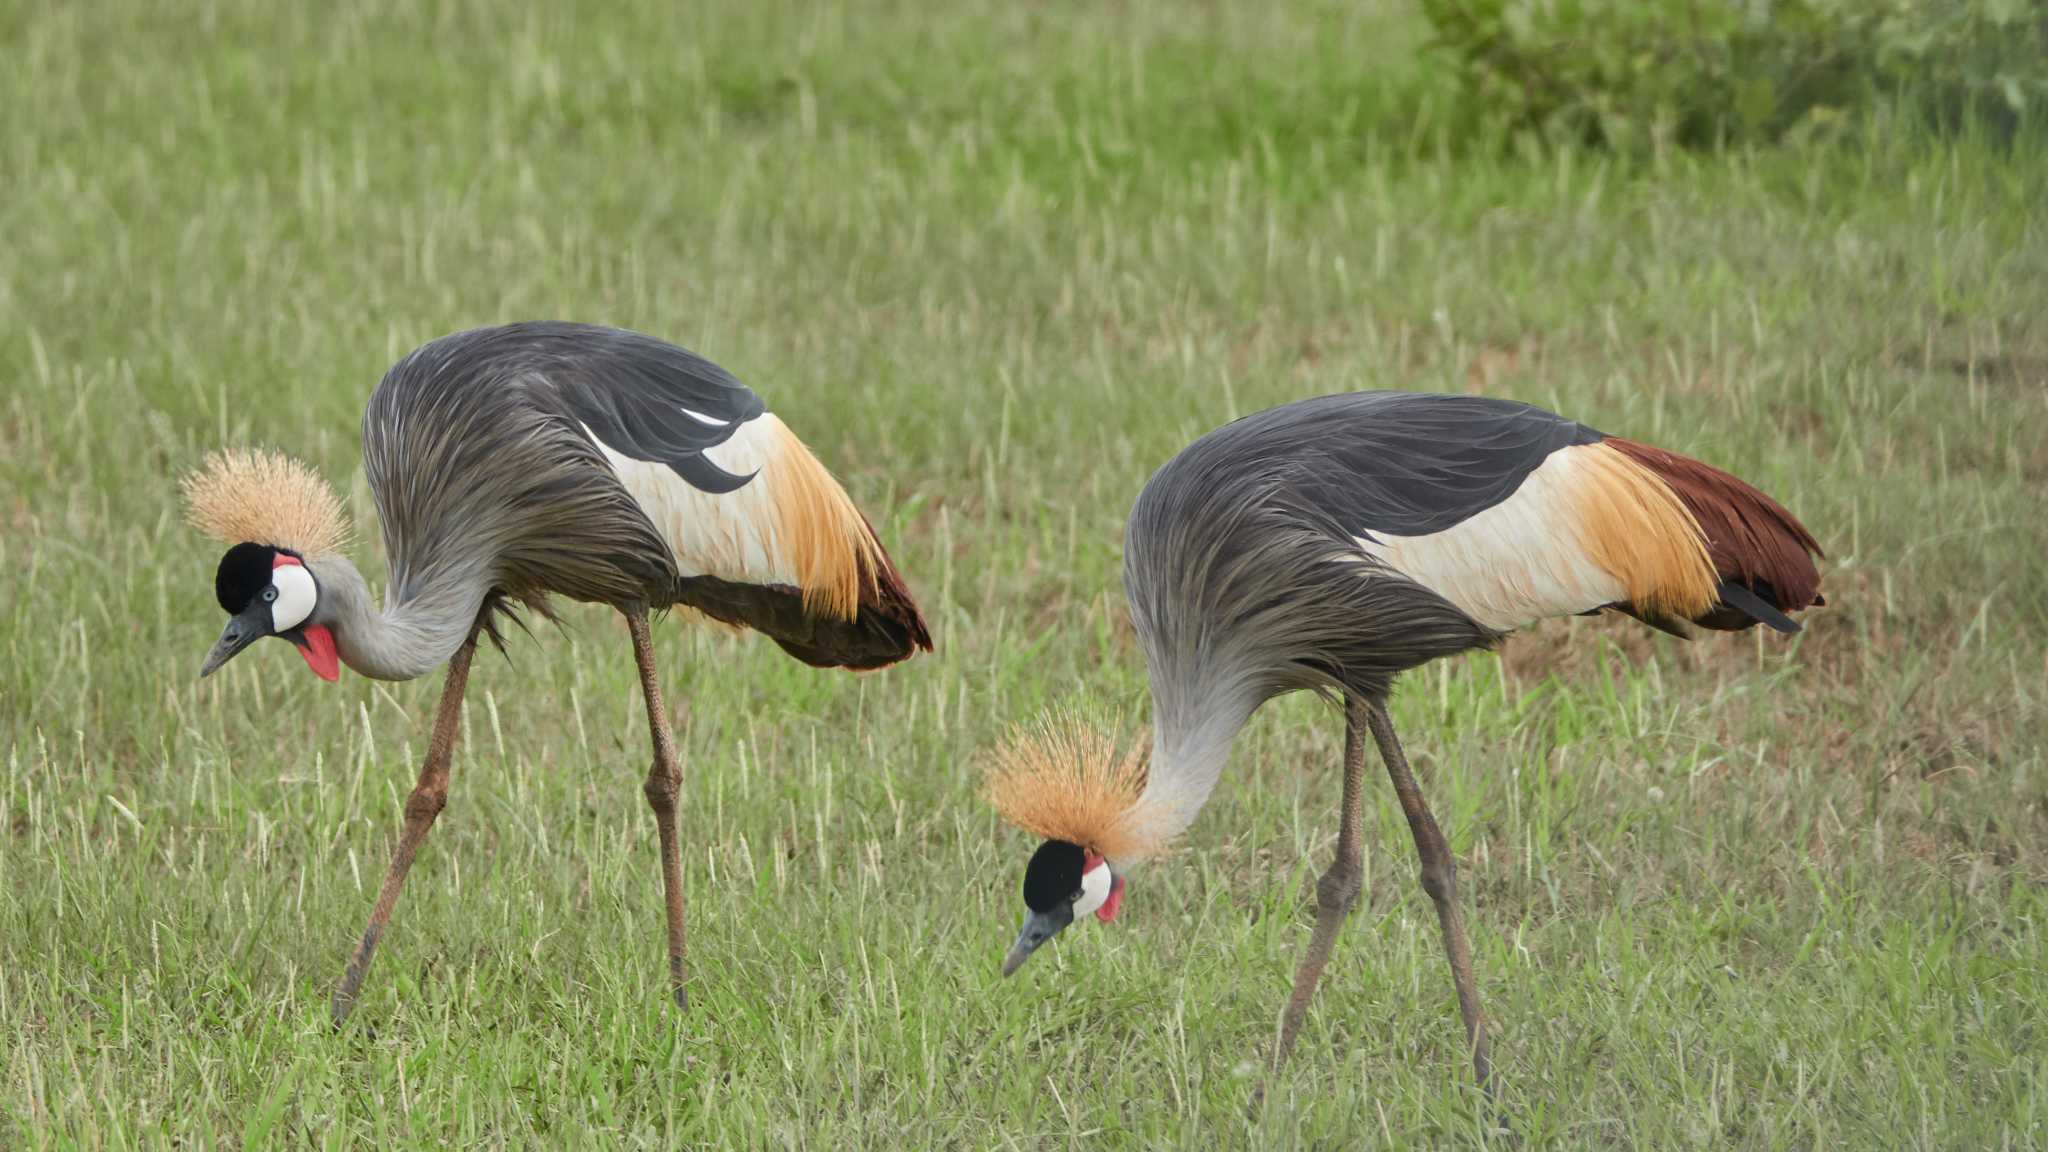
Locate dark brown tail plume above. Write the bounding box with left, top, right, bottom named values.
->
left=673, top=522, right=931, bottom=671
left=1606, top=438, right=1824, bottom=633
left=838, top=523, right=934, bottom=667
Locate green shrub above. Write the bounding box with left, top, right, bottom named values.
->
left=1419, top=0, right=2048, bottom=149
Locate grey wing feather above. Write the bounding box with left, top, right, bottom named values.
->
left=1127, top=391, right=1591, bottom=721
left=363, top=324, right=685, bottom=616
left=364, top=322, right=931, bottom=673
left=1262, top=392, right=1604, bottom=537
left=485, top=323, right=769, bottom=495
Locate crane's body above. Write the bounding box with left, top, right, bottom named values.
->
left=990, top=390, right=1822, bottom=1092
left=187, top=322, right=930, bottom=1020
left=1118, top=391, right=1817, bottom=850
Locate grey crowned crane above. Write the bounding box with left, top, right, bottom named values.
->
left=987, top=391, right=1823, bottom=1091
left=184, top=322, right=931, bottom=1022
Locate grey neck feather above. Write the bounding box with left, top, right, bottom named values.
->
left=1127, top=667, right=1260, bottom=854
left=306, top=553, right=485, bottom=682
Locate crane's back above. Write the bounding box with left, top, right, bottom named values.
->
left=1124, top=393, right=1537, bottom=715
left=363, top=327, right=682, bottom=616
left=1124, top=390, right=1821, bottom=710
left=363, top=323, right=931, bottom=669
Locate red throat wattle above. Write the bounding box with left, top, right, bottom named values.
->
left=296, top=624, right=341, bottom=681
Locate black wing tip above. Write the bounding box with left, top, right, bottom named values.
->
left=671, top=456, right=759, bottom=495
left=1715, top=581, right=1803, bottom=635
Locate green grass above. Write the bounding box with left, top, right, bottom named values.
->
left=3, top=0, right=2046, bottom=1146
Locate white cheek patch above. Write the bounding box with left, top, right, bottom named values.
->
left=269, top=564, right=317, bottom=632
left=1071, top=860, right=1112, bottom=920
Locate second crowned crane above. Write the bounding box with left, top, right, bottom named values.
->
left=186, top=322, right=931, bottom=1021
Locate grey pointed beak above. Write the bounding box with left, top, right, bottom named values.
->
left=1002, top=907, right=1073, bottom=977
left=199, top=608, right=268, bottom=678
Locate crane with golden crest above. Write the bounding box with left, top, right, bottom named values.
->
left=185, top=322, right=931, bottom=1022
left=987, top=391, right=1823, bottom=1092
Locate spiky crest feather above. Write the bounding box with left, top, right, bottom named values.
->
left=181, top=448, right=353, bottom=558
left=983, top=709, right=1156, bottom=861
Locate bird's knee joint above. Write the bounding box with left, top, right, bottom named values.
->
left=1317, top=866, right=1362, bottom=914
left=1418, top=856, right=1456, bottom=904
left=642, top=769, right=678, bottom=812
left=404, top=787, right=446, bottom=823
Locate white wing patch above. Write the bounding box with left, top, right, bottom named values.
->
left=1353, top=445, right=1626, bottom=632
left=591, top=415, right=798, bottom=586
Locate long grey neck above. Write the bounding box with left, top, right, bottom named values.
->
left=306, top=553, right=486, bottom=682
left=1124, top=670, right=1261, bottom=855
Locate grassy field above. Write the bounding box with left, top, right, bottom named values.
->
left=4, top=0, right=2045, bottom=1146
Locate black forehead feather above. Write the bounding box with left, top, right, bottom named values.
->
left=214, top=542, right=276, bottom=613
left=1022, top=839, right=1086, bottom=913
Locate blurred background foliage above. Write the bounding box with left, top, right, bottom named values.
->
left=1421, top=0, right=2048, bottom=150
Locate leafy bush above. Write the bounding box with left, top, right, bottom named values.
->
left=1419, top=0, right=2048, bottom=149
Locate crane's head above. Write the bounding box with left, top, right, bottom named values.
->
left=199, top=542, right=341, bottom=681
left=181, top=448, right=353, bottom=683
left=983, top=709, right=1153, bottom=978
left=1003, top=837, right=1125, bottom=976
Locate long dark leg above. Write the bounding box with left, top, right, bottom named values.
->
left=1367, top=698, right=1492, bottom=1090
left=1269, top=695, right=1372, bottom=1075
left=332, top=624, right=481, bottom=1024
left=626, top=606, right=689, bottom=1009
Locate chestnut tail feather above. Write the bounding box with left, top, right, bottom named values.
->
left=1605, top=438, right=1824, bottom=633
